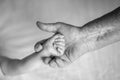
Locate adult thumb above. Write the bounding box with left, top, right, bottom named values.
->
left=36, top=21, right=60, bottom=33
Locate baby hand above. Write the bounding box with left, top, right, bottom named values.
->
left=34, top=34, right=65, bottom=57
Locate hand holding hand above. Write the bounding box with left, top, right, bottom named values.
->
left=35, top=21, right=91, bottom=68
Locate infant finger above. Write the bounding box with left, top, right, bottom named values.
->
left=56, top=34, right=64, bottom=38
left=54, top=42, right=65, bottom=47
left=43, top=57, right=51, bottom=64
left=54, top=42, right=65, bottom=50
left=56, top=47, right=65, bottom=55
left=54, top=38, right=65, bottom=42
left=49, top=34, right=63, bottom=44
left=56, top=45, right=65, bottom=51
left=56, top=58, right=65, bottom=67
left=53, top=43, right=65, bottom=52
left=49, top=60, right=58, bottom=68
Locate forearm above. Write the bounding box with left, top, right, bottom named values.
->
left=0, top=57, right=25, bottom=76
left=80, top=7, right=120, bottom=51
left=0, top=51, right=46, bottom=76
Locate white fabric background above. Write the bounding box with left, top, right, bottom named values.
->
left=0, top=0, right=120, bottom=80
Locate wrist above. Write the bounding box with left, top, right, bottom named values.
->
left=78, top=25, right=98, bottom=52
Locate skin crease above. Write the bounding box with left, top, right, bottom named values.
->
left=0, top=34, right=65, bottom=76
left=35, top=7, right=120, bottom=68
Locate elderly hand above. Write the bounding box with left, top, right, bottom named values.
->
left=34, top=21, right=92, bottom=68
